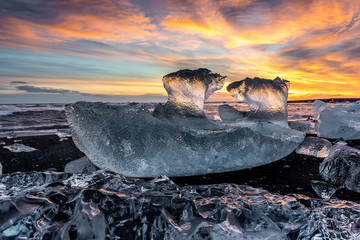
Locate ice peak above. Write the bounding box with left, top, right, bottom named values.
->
left=162, top=68, right=226, bottom=116
left=153, top=68, right=226, bottom=128
left=226, top=77, right=290, bottom=125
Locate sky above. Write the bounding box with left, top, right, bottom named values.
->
left=0, top=0, right=359, bottom=103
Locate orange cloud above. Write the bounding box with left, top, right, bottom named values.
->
left=1, top=0, right=360, bottom=101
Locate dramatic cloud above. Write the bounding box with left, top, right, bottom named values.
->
left=0, top=0, right=359, bottom=102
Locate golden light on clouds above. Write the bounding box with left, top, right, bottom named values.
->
left=0, top=0, right=359, bottom=102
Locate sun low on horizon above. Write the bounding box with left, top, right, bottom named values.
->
left=0, top=0, right=359, bottom=103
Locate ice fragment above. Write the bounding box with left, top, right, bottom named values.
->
left=296, top=136, right=332, bottom=158
left=3, top=143, right=37, bottom=153
left=313, top=100, right=360, bottom=140
left=319, top=143, right=360, bottom=192
left=310, top=180, right=340, bottom=199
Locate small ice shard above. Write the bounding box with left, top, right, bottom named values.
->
left=0, top=141, right=5, bottom=145
left=226, top=77, right=290, bottom=126
left=153, top=68, right=226, bottom=128
left=3, top=143, right=37, bottom=153
left=6, top=132, right=16, bottom=139
left=319, top=143, right=360, bottom=193
left=64, top=156, right=98, bottom=173
left=218, top=104, right=248, bottom=121
left=0, top=162, right=2, bottom=175
left=296, top=136, right=332, bottom=158
left=288, top=120, right=311, bottom=133
left=56, top=129, right=71, bottom=141
left=313, top=100, right=360, bottom=140
left=310, top=180, right=340, bottom=199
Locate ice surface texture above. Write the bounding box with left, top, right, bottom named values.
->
left=313, top=100, right=360, bottom=140
left=226, top=77, right=290, bottom=126
left=320, top=143, right=360, bottom=193
left=296, top=136, right=332, bottom=158
left=0, top=171, right=360, bottom=239
left=67, top=102, right=304, bottom=177
left=218, top=104, right=248, bottom=122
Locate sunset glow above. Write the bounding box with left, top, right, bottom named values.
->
left=0, top=0, right=359, bottom=103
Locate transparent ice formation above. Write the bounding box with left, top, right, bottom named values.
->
left=64, top=156, right=98, bottom=174
left=153, top=68, right=226, bottom=129
left=66, top=70, right=304, bottom=177
left=313, top=100, right=360, bottom=140
left=319, top=143, right=360, bottom=193
left=3, top=143, right=37, bottom=153
left=67, top=101, right=304, bottom=177
left=310, top=180, right=341, bottom=199
left=226, top=77, right=290, bottom=126
left=0, top=171, right=360, bottom=239
left=295, top=136, right=332, bottom=158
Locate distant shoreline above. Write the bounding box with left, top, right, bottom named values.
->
left=1, top=97, right=360, bottom=105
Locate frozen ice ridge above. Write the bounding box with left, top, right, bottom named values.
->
left=313, top=100, right=360, bottom=140
left=66, top=70, right=304, bottom=177
left=226, top=77, right=290, bottom=126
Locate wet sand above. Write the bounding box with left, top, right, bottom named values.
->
left=1, top=134, right=360, bottom=201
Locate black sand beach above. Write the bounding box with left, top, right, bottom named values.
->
left=1, top=134, right=360, bottom=202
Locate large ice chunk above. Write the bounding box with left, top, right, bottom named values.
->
left=296, top=136, right=332, bottom=158
left=153, top=68, right=226, bottom=128
left=66, top=70, right=305, bottom=177
left=66, top=101, right=304, bottom=177
left=319, top=143, right=360, bottom=193
left=226, top=77, right=290, bottom=126
left=313, top=100, right=360, bottom=140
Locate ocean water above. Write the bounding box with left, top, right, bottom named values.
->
left=0, top=101, right=355, bottom=137
left=1, top=101, right=360, bottom=239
